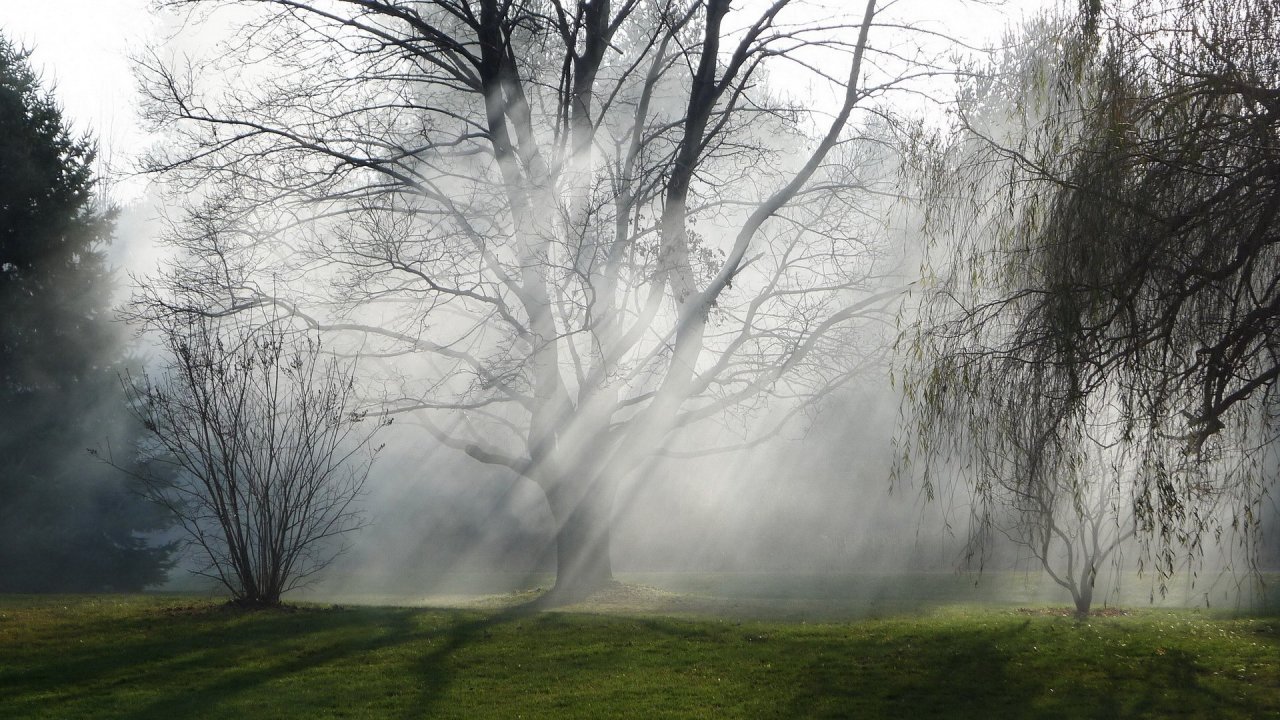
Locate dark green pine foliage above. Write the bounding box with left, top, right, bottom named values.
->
left=0, top=36, right=172, bottom=591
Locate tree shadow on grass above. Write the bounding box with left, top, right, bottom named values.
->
left=778, top=620, right=1035, bottom=719
left=8, top=598, right=1277, bottom=718
left=400, top=600, right=548, bottom=719
left=140, top=603, right=545, bottom=720
left=4, top=600, right=540, bottom=719
left=782, top=618, right=1270, bottom=720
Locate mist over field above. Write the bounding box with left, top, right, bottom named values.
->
left=285, top=381, right=1279, bottom=612
left=3, top=0, right=1278, bottom=622
left=54, top=111, right=1280, bottom=618
left=7, top=4, right=1280, bottom=716
left=310, top=383, right=952, bottom=591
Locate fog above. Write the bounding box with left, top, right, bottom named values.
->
left=277, top=378, right=1277, bottom=613
left=17, top=250, right=1277, bottom=611
left=5, top=1, right=1274, bottom=617
left=27, top=166, right=1280, bottom=618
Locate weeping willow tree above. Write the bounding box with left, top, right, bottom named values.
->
left=899, top=0, right=1280, bottom=601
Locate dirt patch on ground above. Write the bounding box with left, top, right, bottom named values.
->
left=159, top=600, right=349, bottom=617
left=458, top=582, right=702, bottom=615
left=1016, top=607, right=1130, bottom=617
left=526, top=586, right=1144, bottom=620
left=158, top=602, right=239, bottom=617
left=453, top=581, right=866, bottom=619
left=565, top=582, right=699, bottom=613
left=312, top=582, right=1161, bottom=621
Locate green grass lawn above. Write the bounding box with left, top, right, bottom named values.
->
left=1, top=592, right=1277, bottom=719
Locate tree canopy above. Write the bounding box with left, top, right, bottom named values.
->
left=136, top=0, right=923, bottom=600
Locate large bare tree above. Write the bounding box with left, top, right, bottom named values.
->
left=137, top=0, right=920, bottom=601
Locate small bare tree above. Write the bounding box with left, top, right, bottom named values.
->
left=125, top=315, right=384, bottom=606
left=962, top=386, right=1137, bottom=617
left=1027, top=472, right=1136, bottom=618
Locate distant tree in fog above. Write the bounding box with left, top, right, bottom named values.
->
left=124, top=315, right=384, bottom=606
left=961, top=379, right=1137, bottom=617
left=0, top=35, right=173, bottom=591
left=134, top=0, right=939, bottom=602
left=899, top=0, right=1279, bottom=590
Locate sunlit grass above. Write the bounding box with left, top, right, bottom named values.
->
left=1, top=593, right=1276, bottom=718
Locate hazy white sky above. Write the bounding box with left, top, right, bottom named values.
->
left=2, top=0, right=157, bottom=198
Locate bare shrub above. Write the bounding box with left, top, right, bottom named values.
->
left=125, top=316, right=384, bottom=605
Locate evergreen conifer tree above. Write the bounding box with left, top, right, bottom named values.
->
left=0, top=35, right=172, bottom=591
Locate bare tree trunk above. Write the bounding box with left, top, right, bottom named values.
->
left=543, top=474, right=614, bottom=604
left=1074, top=579, right=1094, bottom=619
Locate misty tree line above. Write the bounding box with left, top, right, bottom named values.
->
left=1, top=0, right=1275, bottom=612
